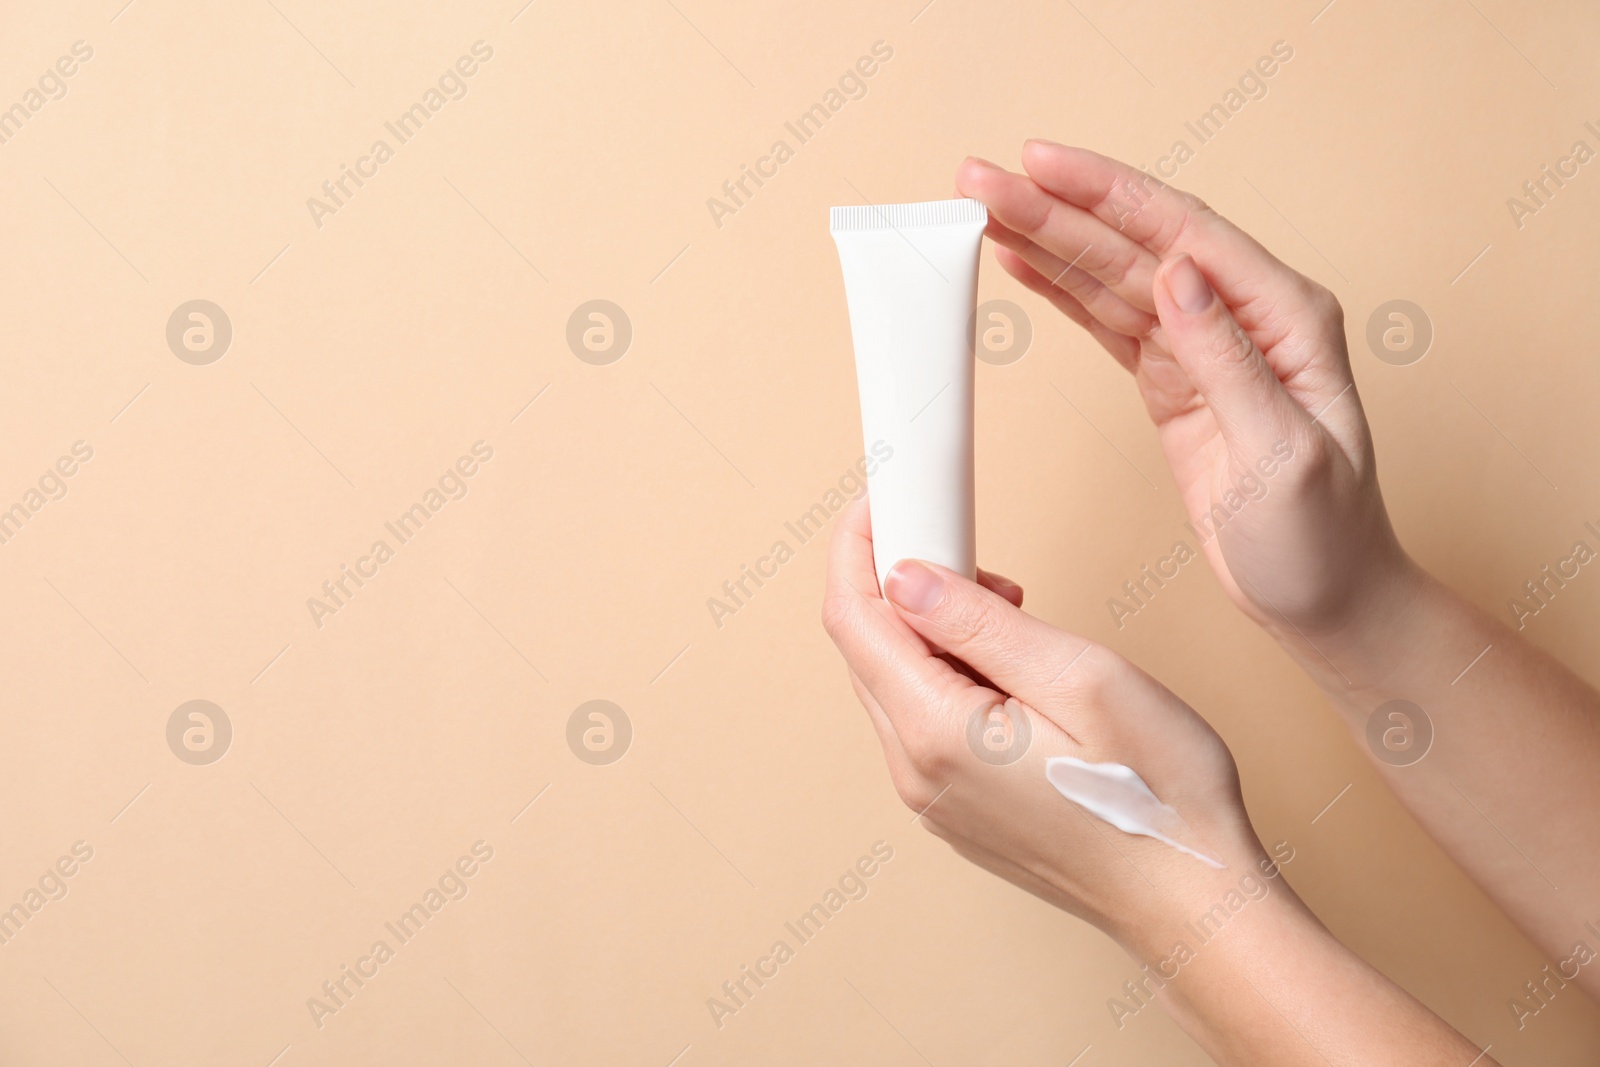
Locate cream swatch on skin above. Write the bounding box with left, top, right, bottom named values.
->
left=1045, top=757, right=1225, bottom=869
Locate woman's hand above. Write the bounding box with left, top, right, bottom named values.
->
left=822, top=497, right=1498, bottom=1065
left=822, top=496, right=1267, bottom=940
left=953, top=142, right=1600, bottom=1015
left=955, top=143, right=1413, bottom=639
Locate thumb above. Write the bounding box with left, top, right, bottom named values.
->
left=883, top=559, right=1094, bottom=705
left=1153, top=253, right=1307, bottom=457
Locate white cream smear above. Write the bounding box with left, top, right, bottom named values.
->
left=1045, top=757, right=1225, bottom=870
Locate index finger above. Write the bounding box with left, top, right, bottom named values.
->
left=823, top=496, right=984, bottom=734
left=1018, top=142, right=1209, bottom=253
left=1018, top=142, right=1328, bottom=335
left=824, top=495, right=930, bottom=658
left=1024, top=139, right=1337, bottom=369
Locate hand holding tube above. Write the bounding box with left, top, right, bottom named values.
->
left=822, top=497, right=1495, bottom=1066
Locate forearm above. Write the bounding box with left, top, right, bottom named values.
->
left=1118, top=880, right=1491, bottom=1066
left=1268, top=554, right=1600, bottom=993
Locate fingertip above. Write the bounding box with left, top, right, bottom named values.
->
left=1162, top=253, right=1214, bottom=315
left=1019, top=139, right=1090, bottom=174
left=846, top=488, right=870, bottom=520
left=989, top=241, right=1056, bottom=295
left=984, top=576, right=1024, bottom=608
left=832, top=491, right=871, bottom=541
left=976, top=567, right=1023, bottom=600
left=1151, top=255, right=1180, bottom=311
left=1152, top=251, right=1180, bottom=279
left=955, top=156, right=1002, bottom=197
left=990, top=243, right=1032, bottom=278
left=884, top=559, right=945, bottom=616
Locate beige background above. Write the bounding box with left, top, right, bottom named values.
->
left=2, top=0, right=1599, bottom=1062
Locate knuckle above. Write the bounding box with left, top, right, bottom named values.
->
left=891, top=767, right=935, bottom=813
left=1305, top=282, right=1344, bottom=329
left=1097, top=245, right=1136, bottom=290
left=819, top=592, right=855, bottom=642
left=939, top=594, right=1007, bottom=653
left=900, top=721, right=958, bottom=779
left=1185, top=201, right=1220, bottom=234
left=1322, top=294, right=1346, bottom=332
left=1048, top=645, right=1116, bottom=707
left=1056, top=261, right=1102, bottom=300
left=1207, top=319, right=1257, bottom=366
left=1278, top=432, right=1338, bottom=497
left=1015, top=191, right=1055, bottom=238
left=1298, top=434, right=1340, bottom=486
left=1164, top=193, right=1215, bottom=244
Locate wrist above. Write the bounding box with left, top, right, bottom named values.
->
left=1101, top=857, right=1335, bottom=1041
left=1264, top=538, right=1436, bottom=690
left=1113, top=855, right=1485, bottom=1065
left=1109, top=840, right=1313, bottom=964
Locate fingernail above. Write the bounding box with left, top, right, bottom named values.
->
left=885, top=560, right=944, bottom=615
left=964, top=155, right=1001, bottom=172
left=1024, top=138, right=1063, bottom=149
left=1167, top=255, right=1213, bottom=314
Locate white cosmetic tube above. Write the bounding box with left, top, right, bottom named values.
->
left=830, top=198, right=986, bottom=591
